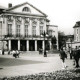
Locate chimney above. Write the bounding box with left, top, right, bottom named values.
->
left=8, top=3, right=12, bottom=8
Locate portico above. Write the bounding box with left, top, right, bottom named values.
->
left=8, top=39, right=50, bottom=51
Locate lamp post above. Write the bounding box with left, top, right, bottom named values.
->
left=2, top=39, right=4, bottom=55
left=41, top=31, right=48, bottom=57
left=70, top=37, right=72, bottom=50
left=1, top=36, right=5, bottom=55
left=70, top=37, right=73, bottom=59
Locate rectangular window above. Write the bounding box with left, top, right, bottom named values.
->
left=16, top=25, right=20, bottom=37
left=77, top=29, right=78, bottom=34
left=32, top=26, right=36, bottom=36
left=77, top=36, right=78, bottom=41
left=8, top=24, right=12, bottom=35
left=25, top=25, right=28, bottom=37
left=40, top=26, right=43, bottom=35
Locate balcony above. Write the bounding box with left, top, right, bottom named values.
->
left=3, top=34, right=41, bottom=40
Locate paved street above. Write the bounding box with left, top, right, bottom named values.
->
left=0, top=51, right=79, bottom=78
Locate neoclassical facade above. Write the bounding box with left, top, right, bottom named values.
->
left=0, top=2, right=58, bottom=51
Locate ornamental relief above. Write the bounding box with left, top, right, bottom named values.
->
left=7, top=15, right=13, bottom=22
left=24, top=17, right=30, bottom=24
left=15, top=16, right=22, bottom=23
left=7, top=21, right=13, bottom=24
left=32, top=21, right=37, bottom=26
left=24, top=22, right=29, bottom=25
left=39, top=21, right=44, bottom=25
left=39, top=18, right=44, bottom=25
left=30, top=18, right=37, bottom=22
left=30, top=18, right=37, bottom=26
left=16, top=21, right=21, bottom=25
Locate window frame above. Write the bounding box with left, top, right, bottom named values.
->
left=16, top=25, right=21, bottom=37
left=24, top=25, right=28, bottom=37
left=7, top=24, right=12, bottom=35
left=32, top=26, right=36, bottom=36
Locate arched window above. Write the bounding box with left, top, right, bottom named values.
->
left=22, top=7, right=31, bottom=13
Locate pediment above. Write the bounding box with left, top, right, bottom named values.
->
left=5, top=2, right=47, bottom=17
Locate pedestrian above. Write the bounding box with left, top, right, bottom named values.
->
left=16, top=50, right=20, bottom=58
left=69, top=48, right=73, bottom=59
left=12, top=50, right=17, bottom=58
left=73, top=46, right=80, bottom=68
left=2, top=49, right=4, bottom=55
left=8, top=50, right=10, bottom=55
left=59, top=48, right=67, bottom=69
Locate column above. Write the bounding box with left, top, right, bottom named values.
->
left=42, top=40, right=44, bottom=51
left=49, top=40, right=51, bottom=50
left=27, top=40, right=29, bottom=51
left=36, top=19, right=39, bottom=35
left=29, top=18, right=32, bottom=35
left=9, top=40, right=11, bottom=50
left=18, top=40, right=20, bottom=50
left=35, top=40, right=37, bottom=51
left=21, top=17, right=24, bottom=36
left=13, top=16, right=16, bottom=36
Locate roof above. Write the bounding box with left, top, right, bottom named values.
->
left=49, top=25, right=58, bottom=27
left=73, top=21, right=80, bottom=28
left=4, top=2, right=47, bottom=17
left=65, top=35, right=74, bottom=38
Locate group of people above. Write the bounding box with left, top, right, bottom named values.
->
left=8, top=50, right=20, bottom=58
left=59, top=46, right=80, bottom=69
left=12, top=50, right=20, bottom=58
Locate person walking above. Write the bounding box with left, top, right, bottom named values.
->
left=59, top=48, right=67, bottom=69
left=73, top=46, right=80, bottom=68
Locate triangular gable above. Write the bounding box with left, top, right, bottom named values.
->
left=4, top=2, right=47, bottom=17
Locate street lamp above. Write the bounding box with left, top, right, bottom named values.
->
left=41, top=31, right=48, bottom=57
left=70, top=37, right=73, bottom=50
left=70, top=37, right=73, bottom=59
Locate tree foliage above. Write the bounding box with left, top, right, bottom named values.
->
left=51, top=36, right=57, bottom=49
left=58, top=31, right=65, bottom=50
left=51, top=36, right=57, bottom=45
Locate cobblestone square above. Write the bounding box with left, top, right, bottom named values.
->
left=0, top=51, right=79, bottom=78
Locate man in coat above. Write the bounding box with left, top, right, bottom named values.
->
left=59, top=48, right=67, bottom=69
left=74, top=46, right=80, bottom=68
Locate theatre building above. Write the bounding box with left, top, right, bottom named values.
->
left=0, top=2, right=58, bottom=51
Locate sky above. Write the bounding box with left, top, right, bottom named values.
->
left=0, top=0, right=80, bottom=35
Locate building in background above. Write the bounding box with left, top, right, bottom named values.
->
left=0, top=2, right=58, bottom=51
left=73, top=21, right=80, bottom=48
left=66, top=21, right=80, bottom=50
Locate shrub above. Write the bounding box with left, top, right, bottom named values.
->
left=1, top=69, right=80, bottom=80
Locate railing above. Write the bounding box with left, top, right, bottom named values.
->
left=4, top=34, right=43, bottom=39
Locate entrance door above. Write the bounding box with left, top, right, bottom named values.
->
left=29, top=40, right=35, bottom=51
left=20, top=40, right=26, bottom=51
left=37, top=40, right=42, bottom=51
left=11, top=40, right=18, bottom=50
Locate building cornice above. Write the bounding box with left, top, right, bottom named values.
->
left=3, top=11, right=47, bottom=18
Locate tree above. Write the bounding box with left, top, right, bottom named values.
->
left=51, top=36, right=57, bottom=49
left=58, top=31, right=65, bottom=50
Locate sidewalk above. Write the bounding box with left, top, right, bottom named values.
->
left=0, top=52, right=76, bottom=78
